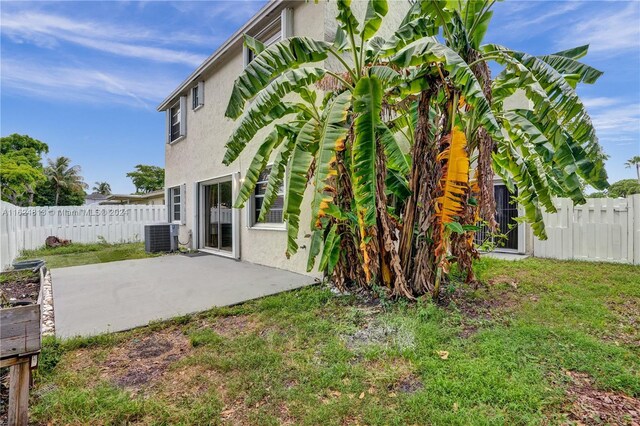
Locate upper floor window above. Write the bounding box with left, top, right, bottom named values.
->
left=252, top=166, right=284, bottom=226
left=170, top=103, right=181, bottom=142
left=167, top=96, right=187, bottom=143
left=243, top=8, right=292, bottom=68
left=192, top=86, right=199, bottom=109
left=192, top=81, right=204, bottom=110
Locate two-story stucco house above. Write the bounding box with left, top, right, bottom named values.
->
left=157, top=1, right=415, bottom=275
left=158, top=0, right=528, bottom=276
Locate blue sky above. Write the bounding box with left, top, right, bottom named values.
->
left=1, top=1, right=638, bottom=194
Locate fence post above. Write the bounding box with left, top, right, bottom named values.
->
left=632, top=194, right=640, bottom=265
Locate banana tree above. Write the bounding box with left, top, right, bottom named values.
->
left=223, top=0, right=607, bottom=299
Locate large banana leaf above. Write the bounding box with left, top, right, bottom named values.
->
left=488, top=44, right=608, bottom=189
left=234, top=129, right=282, bottom=208
left=311, top=91, right=352, bottom=230
left=351, top=76, right=382, bottom=233
left=390, top=38, right=501, bottom=140
left=258, top=136, right=296, bottom=222
left=306, top=229, right=323, bottom=272
left=318, top=223, right=341, bottom=274
left=223, top=67, right=326, bottom=165
left=225, top=37, right=332, bottom=119
left=381, top=17, right=439, bottom=55
left=243, top=34, right=265, bottom=56
left=492, top=140, right=548, bottom=238
left=336, top=0, right=360, bottom=42
left=284, top=120, right=318, bottom=257
left=361, top=0, right=388, bottom=41
left=378, top=123, right=410, bottom=175
left=483, top=44, right=606, bottom=176
left=436, top=127, right=469, bottom=225
left=537, top=44, right=602, bottom=86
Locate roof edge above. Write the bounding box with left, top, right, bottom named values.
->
left=156, top=0, right=285, bottom=112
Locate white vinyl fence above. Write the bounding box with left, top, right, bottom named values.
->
left=533, top=195, right=640, bottom=265
left=1, top=201, right=166, bottom=269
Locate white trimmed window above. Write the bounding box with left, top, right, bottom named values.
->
left=243, top=8, right=293, bottom=67
left=192, top=81, right=204, bottom=110
left=252, top=166, right=284, bottom=226
left=170, top=186, right=182, bottom=223
left=167, top=96, right=187, bottom=143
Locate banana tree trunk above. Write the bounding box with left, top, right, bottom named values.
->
left=398, top=85, right=440, bottom=296
left=375, top=140, right=412, bottom=298
left=332, top=138, right=367, bottom=290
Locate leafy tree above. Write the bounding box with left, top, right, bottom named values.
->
left=126, top=165, right=164, bottom=194
left=0, top=133, right=49, bottom=158
left=608, top=179, right=640, bottom=197
left=0, top=134, right=49, bottom=206
left=223, top=0, right=607, bottom=299
left=589, top=179, right=640, bottom=198
left=625, top=155, right=640, bottom=183
left=34, top=180, right=86, bottom=206
left=93, top=181, right=112, bottom=195
left=44, top=156, right=88, bottom=206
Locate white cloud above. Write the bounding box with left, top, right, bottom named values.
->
left=169, top=1, right=265, bottom=24
left=583, top=98, right=640, bottom=149
left=555, top=2, right=640, bottom=55
left=582, top=97, right=620, bottom=109
left=0, top=10, right=212, bottom=66
left=0, top=58, right=178, bottom=109
left=501, top=2, right=582, bottom=35
left=591, top=104, right=640, bottom=133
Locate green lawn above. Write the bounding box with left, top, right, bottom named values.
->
left=17, top=242, right=163, bottom=269
left=32, top=258, right=639, bottom=425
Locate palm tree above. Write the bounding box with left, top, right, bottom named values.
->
left=45, top=156, right=88, bottom=206
left=625, top=156, right=640, bottom=183
left=93, top=181, right=112, bottom=195
left=223, top=0, right=607, bottom=299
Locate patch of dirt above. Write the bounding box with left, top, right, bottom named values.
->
left=210, top=314, right=261, bottom=338
left=606, top=299, right=640, bottom=347
left=451, top=279, right=520, bottom=338
left=361, top=358, right=415, bottom=392
left=101, top=328, right=191, bottom=392
left=564, top=371, right=640, bottom=425
left=0, top=270, right=40, bottom=306
left=343, top=319, right=414, bottom=352
left=395, top=373, right=424, bottom=394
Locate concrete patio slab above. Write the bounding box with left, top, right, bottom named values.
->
left=51, top=254, right=315, bottom=338
left=482, top=252, right=530, bottom=261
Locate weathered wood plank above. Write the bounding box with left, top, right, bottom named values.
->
left=1, top=304, right=41, bottom=358
left=0, top=355, right=33, bottom=368
left=8, top=359, right=31, bottom=426
left=0, top=305, right=39, bottom=324
left=1, top=320, right=40, bottom=339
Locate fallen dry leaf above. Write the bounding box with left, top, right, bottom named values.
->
left=437, top=350, right=449, bottom=360
left=359, top=392, right=365, bottom=399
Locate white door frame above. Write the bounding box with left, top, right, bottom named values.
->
left=492, top=180, right=526, bottom=254
left=197, top=172, right=240, bottom=259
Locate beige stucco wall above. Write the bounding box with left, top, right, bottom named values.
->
left=164, top=1, right=326, bottom=275
left=164, top=1, right=415, bottom=275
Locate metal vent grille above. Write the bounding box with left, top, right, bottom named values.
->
left=145, top=224, right=172, bottom=253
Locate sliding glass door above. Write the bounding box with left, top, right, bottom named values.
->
left=202, top=179, right=233, bottom=252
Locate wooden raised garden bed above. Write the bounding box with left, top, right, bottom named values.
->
left=0, top=260, right=45, bottom=426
